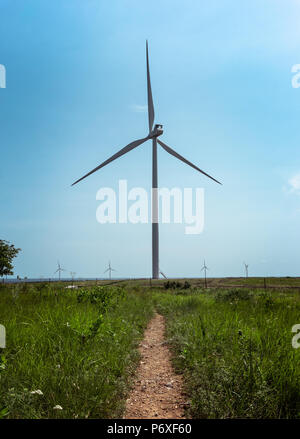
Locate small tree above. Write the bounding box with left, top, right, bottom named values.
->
left=0, top=240, right=21, bottom=281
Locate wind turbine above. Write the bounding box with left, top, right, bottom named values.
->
left=244, top=262, right=249, bottom=278
left=54, top=261, right=66, bottom=281
left=160, top=269, right=167, bottom=279
left=70, top=271, right=76, bottom=286
left=104, top=261, right=116, bottom=280
left=72, top=41, right=221, bottom=279
left=201, top=259, right=208, bottom=288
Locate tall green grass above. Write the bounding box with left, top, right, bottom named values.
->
left=1, top=282, right=300, bottom=419
left=154, top=288, right=300, bottom=418
left=0, top=283, right=153, bottom=418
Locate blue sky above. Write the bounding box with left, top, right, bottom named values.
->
left=1, top=0, right=300, bottom=279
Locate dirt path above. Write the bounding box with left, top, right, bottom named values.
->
left=124, top=312, right=187, bottom=419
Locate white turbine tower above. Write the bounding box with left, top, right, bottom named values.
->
left=72, top=41, right=221, bottom=279
left=244, top=262, right=249, bottom=278
left=201, top=259, right=208, bottom=288
left=54, top=261, right=66, bottom=281
left=104, top=261, right=116, bottom=280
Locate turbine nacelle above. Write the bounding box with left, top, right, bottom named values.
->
left=149, top=124, right=163, bottom=138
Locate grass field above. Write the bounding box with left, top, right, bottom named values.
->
left=155, top=287, right=300, bottom=418
left=0, top=279, right=299, bottom=418
left=0, top=282, right=153, bottom=418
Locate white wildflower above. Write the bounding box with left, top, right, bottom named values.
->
left=53, top=405, right=63, bottom=410
left=30, top=389, right=43, bottom=395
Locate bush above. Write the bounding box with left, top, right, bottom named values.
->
left=215, top=289, right=252, bottom=302
left=77, top=286, right=126, bottom=310
left=164, top=281, right=191, bottom=290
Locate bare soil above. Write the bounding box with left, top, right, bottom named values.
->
left=124, top=312, right=187, bottom=419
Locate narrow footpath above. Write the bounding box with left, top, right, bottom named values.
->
left=124, top=313, right=187, bottom=419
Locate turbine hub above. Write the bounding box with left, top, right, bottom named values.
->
left=150, top=124, right=163, bottom=138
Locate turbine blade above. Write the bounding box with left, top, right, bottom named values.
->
left=146, top=40, right=155, bottom=132
left=104, top=269, right=109, bottom=273
left=72, top=136, right=149, bottom=186
left=158, top=139, right=222, bottom=185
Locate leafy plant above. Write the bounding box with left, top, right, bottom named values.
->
left=0, top=240, right=21, bottom=280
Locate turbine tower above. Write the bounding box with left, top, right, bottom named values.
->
left=54, top=261, right=66, bottom=281
left=72, top=41, right=221, bottom=279
left=244, top=262, right=249, bottom=278
left=104, top=261, right=116, bottom=280
left=201, top=259, right=208, bottom=288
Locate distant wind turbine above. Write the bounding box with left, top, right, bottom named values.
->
left=70, top=271, right=76, bottom=283
left=54, top=261, right=66, bottom=281
left=201, top=259, right=208, bottom=288
left=160, top=269, right=167, bottom=279
left=72, top=41, right=221, bottom=279
left=104, top=261, right=116, bottom=280
left=244, top=262, right=249, bottom=278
